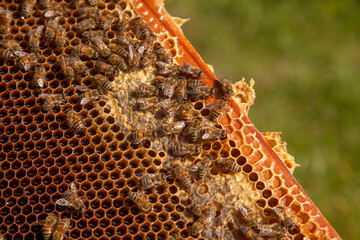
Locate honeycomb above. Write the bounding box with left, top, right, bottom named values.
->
left=0, top=0, right=341, bottom=239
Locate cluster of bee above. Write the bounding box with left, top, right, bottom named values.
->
left=0, top=0, right=300, bottom=239
left=238, top=206, right=296, bottom=240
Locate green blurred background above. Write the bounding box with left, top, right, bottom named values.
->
left=166, top=1, right=360, bottom=239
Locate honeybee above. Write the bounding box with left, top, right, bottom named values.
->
left=215, top=158, right=240, bottom=173
left=188, top=79, right=204, bottom=89
left=107, top=53, right=128, bottom=72
left=0, top=39, right=23, bottom=54
left=78, top=6, right=99, bottom=18
left=97, top=12, right=115, bottom=32
left=217, top=76, right=233, bottom=97
left=239, top=205, right=254, bottom=220
left=190, top=155, right=212, bottom=180
left=45, top=17, right=60, bottom=42
left=239, top=225, right=261, bottom=240
left=170, top=143, right=200, bottom=156
left=44, top=3, right=65, bottom=18
left=170, top=162, right=192, bottom=189
left=41, top=213, right=58, bottom=240
left=75, top=85, right=103, bottom=105
left=188, top=221, right=202, bottom=237
left=208, top=97, right=227, bottom=121
left=65, top=109, right=85, bottom=131
left=187, top=85, right=214, bottom=100
left=109, top=43, right=129, bottom=60
left=86, top=0, right=100, bottom=6
left=69, top=55, right=89, bottom=76
left=75, top=43, right=98, bottom=59
left=132, top=17, right=151, bottom=40
left=55, top=27, right=66, bottom=50
left=174, top=79, right=188, bottom=102
left=138, top=53, right=152, bottom=69
left=255, top=223, right=286, bottom=237
left=157, top=121, right=185, bottom=137
left=17, top=52, right=38, bottom=71
left=52, top=218, right=70, bottom=240
left=56, top=182, right=86, bottom=211
left=60, top=56, right=75, bottom=81
left=136, top=97, right=159, bottom=111
left=132, top=83, right=157, bottom=97
left=129, top=190, right=151, bottom=213
left=187, top=204, right=206, bottom=218
left=139, top=172, right=167, bottom=190
left=156, top=99, right=176, bottom=118
left=94, top=74, right=112, bottom=91
left=116, top=5, right=131, bottom=31
left=128, top=130, right=157, bottom=144
left=116, top=32, right=133, bottom=46
left=39, top=93, right=67, bottom=112
left=155, top=61, right=177, bottom=76
left=154, top=76, right=176, bottom=97
left=0, top=7, right=11, bottom=34
left=128, top=44, right=141, bottom=71
left=21, top=0, right=36, bottom=19
left=199, top=126, right=227, bottom=140
left=28, top=25, right=44, bottom=57
left=183, top=117, right=203, bottom=142
left=181, top=103, right=194, bottom=124
left=153, top=42, right=172, bottom=65
left=86, top=34, right=111, bottom=58
left=95, top=60, right=118, bottom=75
left=178, top=64, right=204, bottom=79
left=74, top=18, right=96, bottom=31
left=273, top=207, right=297, bottom=230
left=0, top=47, right=17, bottom=59
left=32, top=62, right=46, bottom=88
left=162, top=77, right=177, bottom=98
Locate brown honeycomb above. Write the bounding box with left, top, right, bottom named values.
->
left=0, top=0, right=340, bottom=240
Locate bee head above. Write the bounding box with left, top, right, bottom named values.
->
left=220, top=130, right=227, bottom=139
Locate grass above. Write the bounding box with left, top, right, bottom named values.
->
left=166, top=1, right=360, bottom=239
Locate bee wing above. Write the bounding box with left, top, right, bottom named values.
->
left=190, top=161, right=201, bottom=172
left=75, top=85, right=90, bottom=92
left=36, top=25, right=44, bottom=35
left=13, top=51, right=28, bottom=57
left=133, top=138, right=146, bottom=145
left=205, top=102, right=218, bottom=109
left=56, top=198, right=73, bottom=207
left=138, top=45, right=145, bottom=56
left=60, top=56, right=67, bottom=69
left=173, top=121, right=185, bottom=131
left=39, top=93, right=55, bottom=99
left=182, top=124, right=193, bottom=136
left=202, top=133, right=213, bottom=140
left=155, top=61, right=171, bottom=68
left=163, top=85, right=175, bottom=97
left=128, top=44, right=135, bottom=59
left=183, top=91, right=188, bottom=100
left=70, top=182, right=79, bottom=195
left=80, top=97, right=92, bottom=105
left=136, top=189, right=146, bottom=198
